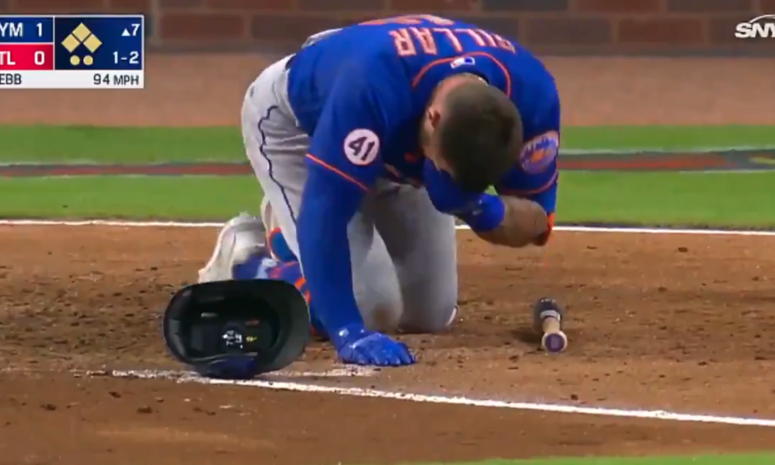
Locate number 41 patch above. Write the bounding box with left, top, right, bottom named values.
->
left=344, top=129, right=380, bottom=166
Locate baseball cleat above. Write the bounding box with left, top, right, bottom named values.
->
left=198, top=212, right=269, bottom=283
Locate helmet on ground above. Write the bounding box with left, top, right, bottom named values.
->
left=162, top=279, right=310, bottom=379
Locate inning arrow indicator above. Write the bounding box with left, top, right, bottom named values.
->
left=121, top=28, right=130, bottom=37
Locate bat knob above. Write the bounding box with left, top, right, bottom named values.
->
left=542, top=331, right=568, bottom=353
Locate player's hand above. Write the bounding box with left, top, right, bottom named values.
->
left=474, top=195, right=549, bottom=248
left=333, top=324, right=416, bottom=367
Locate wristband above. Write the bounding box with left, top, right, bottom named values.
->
left=459, top=194, right=505, bottom=232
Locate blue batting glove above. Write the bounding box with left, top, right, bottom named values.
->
left=333, top=324, right=416, bottom=367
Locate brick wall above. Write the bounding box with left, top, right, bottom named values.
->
left=3, top=0, right=774, bottom=54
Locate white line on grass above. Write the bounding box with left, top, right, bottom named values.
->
left=1, top=218, right=774, bottom=237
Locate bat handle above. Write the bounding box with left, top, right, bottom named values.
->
left=539, top=309, right=561, bottom=332
left=542, top=314, right=561, bottom=334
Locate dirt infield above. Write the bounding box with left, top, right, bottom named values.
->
left=1, top=225, right=775, bottom=464
left=2, top=55, right=775, bottom=464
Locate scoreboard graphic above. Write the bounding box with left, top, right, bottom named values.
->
left=0, top=15, right=144, bottom=89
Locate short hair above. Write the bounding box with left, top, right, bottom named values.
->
left=437, top=82, right=523, bottom=193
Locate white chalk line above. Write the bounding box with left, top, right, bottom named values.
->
left=105, top=366, right=377, bottom=379
left=101, top=368, right=775, bottom=429
left=1, top=218, right=774, bottom=237
left=1, top=365, right=377, bottom=379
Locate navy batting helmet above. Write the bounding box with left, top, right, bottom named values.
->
left=162, top=279, right=310, bottom=379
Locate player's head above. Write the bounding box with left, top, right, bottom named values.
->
left=421, top=78, right=523, bottom=192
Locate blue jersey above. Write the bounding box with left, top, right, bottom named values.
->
left=285, top=15, right=560, bottom=337
left=288, top=15, right=559, bottom=214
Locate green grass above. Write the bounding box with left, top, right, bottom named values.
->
left=0, top=126, right=243, bottom=163
left=0, top=176, right=261, bottom=220
left=2, top=124, right=775, bottom=225
left=1, top=124, right=774, bottom=225
left=561, top=125, right=775, bottom=152
left=2, top=125, right=775, bottom=164
left=559, top=171, right=775, bottom=227
left=3, top=171, right=773, bottom=227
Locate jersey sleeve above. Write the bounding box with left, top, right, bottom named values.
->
left=495, top=130, right=559, bottom=215
left=495, top=94, right=560, bottom=245
left=298, top=57, right=410, bottom=339
left=307, top=56, right=409, bottom=192
left=495, top=90, right=561, bottom=218
left=495, top=132, right=558, bottom=247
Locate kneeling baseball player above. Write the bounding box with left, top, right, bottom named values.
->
left=198, top=15, right=560, bottom=367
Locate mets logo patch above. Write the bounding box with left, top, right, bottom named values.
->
left=520, top=131, right=559, bottom=174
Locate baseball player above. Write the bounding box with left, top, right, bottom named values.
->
left=198, top=15, right=559, bottom=367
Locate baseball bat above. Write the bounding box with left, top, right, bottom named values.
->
left=539, top=310, right=568, bottom=353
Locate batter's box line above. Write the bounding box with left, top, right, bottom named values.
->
left=0, top=218, right=775, bottom=237
left=4, top=366, right=774, bottom=428
left=2, top=366, right=378, bottom=381
left=100, top=367, right=378, bottom=380
left=112, top=369, right=775, bottom=429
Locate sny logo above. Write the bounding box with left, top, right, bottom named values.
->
left=735, top=14, right=775, bottom=39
